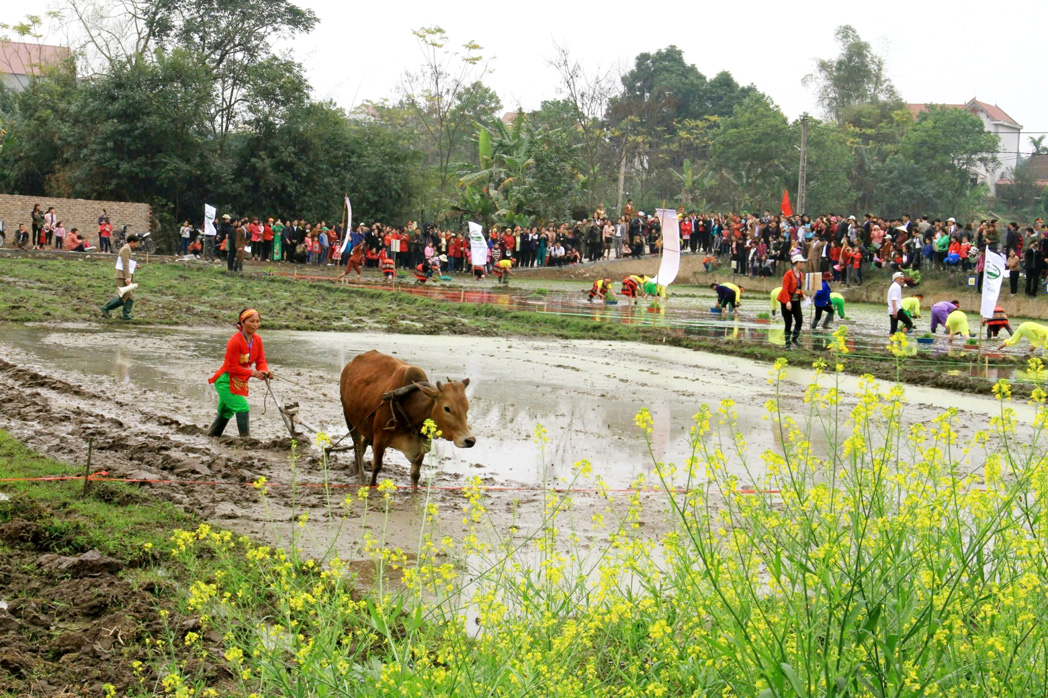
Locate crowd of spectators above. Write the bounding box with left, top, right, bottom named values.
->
left=6, top=199, right=1047, bottom=296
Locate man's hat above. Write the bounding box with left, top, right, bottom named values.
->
left=222, top=214, right=231, bottom=220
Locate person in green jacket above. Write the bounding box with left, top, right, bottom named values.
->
left=272, top=219, right=284, bottom=261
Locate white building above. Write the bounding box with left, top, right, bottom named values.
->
left=906, top=98, right=1022, bottom=196
left=0, top=41, right=71, bottom=92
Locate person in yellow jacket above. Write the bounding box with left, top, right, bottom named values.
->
left=901, top=294, right=923, bottom=319
left=770, top=287, right=782, bottom=316
left=1002, top=322, right=1048, bottom=353
left=710, top=282, right=742, bottom=317
left=588, top=277, right=614, bottom=302
left=945, top=309, right=971, bottom=345
left=494, top=257, right=514, bottom=285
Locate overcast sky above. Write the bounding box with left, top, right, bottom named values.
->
left=11, top=0, right=1048, bottom=152
left=291, top=0, right=1046, bottom=144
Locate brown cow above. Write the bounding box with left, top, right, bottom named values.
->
left=339, top=350, right=475, bottom=487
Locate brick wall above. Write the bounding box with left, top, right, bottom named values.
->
left=0, top=194, right=150, bottom=241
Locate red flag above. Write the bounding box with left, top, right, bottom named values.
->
left=781, top=189, right=793, bottom=217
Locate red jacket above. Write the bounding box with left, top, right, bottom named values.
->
left=778, top=269, right=801, bottom=304
left=209, top=332, right=268, bottom=397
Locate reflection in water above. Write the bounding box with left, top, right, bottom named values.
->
left=113, top=349, right=133, bottom=384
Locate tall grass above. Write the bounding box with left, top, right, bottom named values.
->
left=153, top=328, right=1048, bottom=697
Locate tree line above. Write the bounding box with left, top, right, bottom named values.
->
left=0, top=7, right=1035, bottom=251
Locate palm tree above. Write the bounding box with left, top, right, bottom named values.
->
left=1031, top=135, right=1047, bottom=156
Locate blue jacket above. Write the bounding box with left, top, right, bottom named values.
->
left=813, top=281, right=831, bottom=307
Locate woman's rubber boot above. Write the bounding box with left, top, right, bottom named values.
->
left=822, top=316, right=832, bottom=329
left=792, top=332, right=802, bottom=347
left=121, top=298, right=134, bottom=321
left=236, top=412, right=250, bottom=438
left=207, top=415, right=230, bottom=437
left=100, top=297, right=123, bottom=319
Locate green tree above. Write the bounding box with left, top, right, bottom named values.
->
left=399, top=26, right=490, bottom=208
left=548, top=44, right=616, bottom=212
left=453, top=116, right=537, bottom=229
left=60, top=48, right=218, bottom=243
left=524, top=99, right=583, bottom=221
left=229, top=101, right=421, bottom=224
left=898, top=106, right=999, bottom=216
left=708, top=94, right=792, bottom=211
left=62, top=0, right=317, bottom=140
left=802, top=120, right=857, bottom=214
left=0, top=63, right=78, bottom=195
left=804, top=25, right=897, bottom=123
left=874, top=154, right=939, bottom=216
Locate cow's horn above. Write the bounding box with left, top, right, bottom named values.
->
left=436, top=380, right=443, bottom=392
left=446, top=376, right=452, bottom=383
left=461, top=377, right=470, bottom=387
left=415, top=381, right=440, bottom=398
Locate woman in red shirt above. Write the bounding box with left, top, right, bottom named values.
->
left=777, top=254, right=808, bottom=349
left=207, top=308, right=271, bottom=437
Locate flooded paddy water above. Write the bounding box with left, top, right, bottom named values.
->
left=0, top=324, right=1037, bottom=570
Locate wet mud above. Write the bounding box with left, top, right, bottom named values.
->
left=0, top=327, right=1035, bottom=571
left=0, top=500, right=234, bottom=697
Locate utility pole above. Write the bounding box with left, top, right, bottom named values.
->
left=797, top=113, right=809, bottom=216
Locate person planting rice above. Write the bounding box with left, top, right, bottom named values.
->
left=710, top=282, right=742, bottom=317
left=621, top=275, right=640, bottom=302
left=589, top=277, right=614, bottom=302
left=811, top=272, right=834, bottom=330
left=830, top=292, right=846, bottom=320
left=930, top=300, right=960, bottom=334
left=494, top=257, right=515, bottom=285
left=1001, top=322, right=1048, bottom=353
left=901, top=294, right=923, bottom=319
left=339, top=242, right=366, bottom=279
left=379, top=249, right=395, bottom=283
left=983, top=305, right=1013, bottom=339
left=769, top=287, right=781, bottom=316
left=207, top=308, right=272, bottom=438
left=945, top=309, right=971, bottom=345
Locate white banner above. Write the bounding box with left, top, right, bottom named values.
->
left=468, top=222, right=488, bottom=267
left=339, top=196, right=354, bottom=254
left=981, top=248, right=1006, bottom=319
left=652, top=208, right=681, bottom=287
left=203, top=204, right=216, bottom=237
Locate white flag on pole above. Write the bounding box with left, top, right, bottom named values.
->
left=980, top=248, right=1006, bottom=319
left=468, top=222, right=488, bottom=267
left=339, top=197, right=354, bottom=254
left=203, top=204, right=216, bottom=237
left=652, top=208, right=681, bottom=287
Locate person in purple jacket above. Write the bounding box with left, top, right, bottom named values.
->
left=930, top=300, right=959, bottom=334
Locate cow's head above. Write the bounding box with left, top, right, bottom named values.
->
left=417, top=378, right=475, bottom=449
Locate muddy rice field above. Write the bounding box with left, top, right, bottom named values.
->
left=0, top=324, right=1035, bottom=563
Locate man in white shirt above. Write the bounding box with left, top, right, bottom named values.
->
left=887, top=271, right=912, bottom=336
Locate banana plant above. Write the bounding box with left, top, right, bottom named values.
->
left=454, top=115, right=538, bottom=228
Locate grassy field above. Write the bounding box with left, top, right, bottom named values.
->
left=0, top=431, right=228, bottom=697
